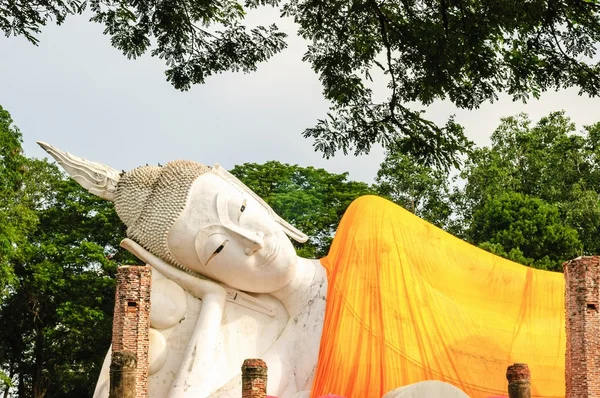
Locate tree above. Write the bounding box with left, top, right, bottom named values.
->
left=0, top=106, right=36, bottom=299
left=375, top=147, right=452, bottom=229
left=470, top=192, right=581, bottom=271
left=6, top=2, right=600, bottom=168
left=0, top=0, right=286, bottom=90
left=230, top=161, right=375, bottom=257
left=456, top=111, right=600, bottom=270
left=290, top=0, right=600, bottom=168
left=0, top=106, right=32, bottom=392
left=0, top=158, right=135, bottom=398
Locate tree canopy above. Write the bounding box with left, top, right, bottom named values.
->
left=5, top=1, right=600, bottom=167
left=293, top=0, right=600, bottom=167
left=0, top=106, right=34, bottom=299
left=471, top=192, right=581, bottom=271
left=375, top=147, right=452, bottom=229
left=457, top=112, right=600, bottom=262
left=1, top=0, right=287, bottom=91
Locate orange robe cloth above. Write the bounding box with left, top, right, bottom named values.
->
left=311, top=196, right=565, bottom=398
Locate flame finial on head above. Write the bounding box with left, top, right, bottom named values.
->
left=37, top=141, right=121, bottom=201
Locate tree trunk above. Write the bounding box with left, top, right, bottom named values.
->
left=32, top=325, right=46, bottom=398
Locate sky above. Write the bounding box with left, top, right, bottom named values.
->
left=1, top=8, right=599, bottom=184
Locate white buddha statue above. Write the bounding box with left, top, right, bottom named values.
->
left=38, top=142, right=565, bottom=398
left=39, top=142, right=328, bottom=398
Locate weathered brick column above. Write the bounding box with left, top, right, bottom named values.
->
left=564, top=256, right=600, bottom=398
left=242, top=358, right=267, bottom=398
left=109, top=265, right=151, bottom=398
left=506, top=363, right=530, bottom=398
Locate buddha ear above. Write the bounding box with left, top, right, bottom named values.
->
left=211, top=164, right=309, bottom=243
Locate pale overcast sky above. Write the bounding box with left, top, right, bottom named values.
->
left=1, top=8, right=599, bottom=183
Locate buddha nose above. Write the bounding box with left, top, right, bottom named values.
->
left=242, top=231, right=264, bottom=256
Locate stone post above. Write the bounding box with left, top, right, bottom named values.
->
left=564, top=256, right=600, bottom=398
left=242, top=358, right=268, bottom=398
left=506, top=363, right=530, bottom=398
left=109, top=265, right=152, bottom=398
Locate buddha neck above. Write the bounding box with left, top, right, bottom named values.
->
left=271, top=257, right=325, bottom=317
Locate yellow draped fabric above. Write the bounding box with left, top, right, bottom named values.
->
left=311, top=196, right=565, bottom=398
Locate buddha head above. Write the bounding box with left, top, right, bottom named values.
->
left=38, top=142, right=308, bottom=293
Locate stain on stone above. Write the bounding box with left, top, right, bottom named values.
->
left=188, top=345, right=197, bottom=373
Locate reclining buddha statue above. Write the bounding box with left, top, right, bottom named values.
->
left=39, top=142, right=566, bottom=398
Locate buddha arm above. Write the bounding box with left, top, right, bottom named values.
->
left=120, top=238, right=227, bottom=398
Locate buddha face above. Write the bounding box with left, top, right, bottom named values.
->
left=166, top=173, right=299, bottom=293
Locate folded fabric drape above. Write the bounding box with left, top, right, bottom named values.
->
left=311, top=196, right=565, bottom=398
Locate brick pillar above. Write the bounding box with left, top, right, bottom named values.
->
left=109, top=265, right=151, bottom=398
left=242, top=359, right=267, bottom=398
left=564, top=256, right=600, bottom=398
left=506, top=363, right=530, bottom=398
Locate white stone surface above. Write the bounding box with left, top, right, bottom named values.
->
left=148, top=328, right=168, bottom=375
left=382, top=381, right=471, bottom=398
left=149, top=278, right=187, bottom=330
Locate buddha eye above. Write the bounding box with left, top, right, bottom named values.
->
left=214, top=243, right=226, bottom=254
left=206, top=240, right=229, bottom=265
left=238, top=199, right=247, bottom=221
